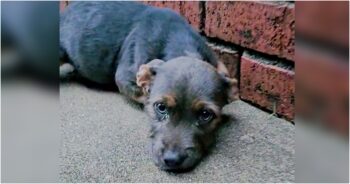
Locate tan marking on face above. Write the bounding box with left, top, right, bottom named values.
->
left=191, top=100, right=220, bottom=116
left=162, top=94, right=177, bottom=108
left=192, top=100, right=223, bottom=131
left=147, top=94, right=176, bottom=118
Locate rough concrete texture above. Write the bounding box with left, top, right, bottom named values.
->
left=60, top=82, right=295, bottom=182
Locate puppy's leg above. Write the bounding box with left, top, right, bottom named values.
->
left=115, top=36, right=149, bottom=104
left=115, top=66, right=146, bottom=104
left=115, top=23, right=166, bottom=104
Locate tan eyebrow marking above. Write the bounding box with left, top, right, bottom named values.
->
left=152, top=94, right=177, bottom=108
left=191, top=99, right=220, bottom=116
left=162, top=94, right=177, bottom=108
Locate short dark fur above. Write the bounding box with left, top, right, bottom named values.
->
left=60, top=1, right=217, bottom=99
left=60, top=2, right=235, bottom=171
left=146, top=57, right=230, bottom=171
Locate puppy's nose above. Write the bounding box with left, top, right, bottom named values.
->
left=163, top=150, right=185, bottom=167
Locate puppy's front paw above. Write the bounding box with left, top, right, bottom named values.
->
left=128, top=85, right=147, bottom=104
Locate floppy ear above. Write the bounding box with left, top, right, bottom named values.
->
left=136, top=59, right=164, bottom=95
left=225, top=77, right=239, bottom=102
left=217, top=61, right=230, bottom=77
left=217, top=61, right=239, bottom=102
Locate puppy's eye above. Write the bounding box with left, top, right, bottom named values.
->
left=198, top=109, right=214, bottom=122
left=154, top=102, right=168, bottom=115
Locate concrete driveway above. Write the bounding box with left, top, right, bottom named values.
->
left=60, top=82, right=294, bottom=182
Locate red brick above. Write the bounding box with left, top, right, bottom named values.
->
left=297, top=48, right=349, bottom=136
left=143, top=1, right=182, bottom=13
left=281, top=6, right=295, bottom=60
left=180, top=2, right=202, bottom=31
left=205, top=2, right=295, bottom=61
left=142, top=1, right=201, bottom=31
left=240, top=52, right=295, bottom=120
left=208, top=43, right=240, bottom=79
left=296, top=1, right=349, bottom=48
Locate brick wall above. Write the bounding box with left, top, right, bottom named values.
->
left=140, top=1, right=349, bottom=135
left=60, top=1, right=296, bottom=121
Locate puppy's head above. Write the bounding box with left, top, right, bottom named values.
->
left=137, top=56, right=238, bottom=171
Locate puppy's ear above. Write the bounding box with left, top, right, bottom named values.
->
left=225, top=77, right=239, bottom=103
left=217, top=61, right=230, bottom=77
left=217, top=61, right=239, bottom=103
left=136, top=59, right=164, bottom=94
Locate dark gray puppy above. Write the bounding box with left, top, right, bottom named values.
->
left=60, top=1, right=215, bottom=100
left=60, top=1, right=238, bottom=171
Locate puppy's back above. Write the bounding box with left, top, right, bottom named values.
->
left=60, top=2, right=150, bottom=83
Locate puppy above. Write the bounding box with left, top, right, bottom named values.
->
left=60, top=2, right=238, bottom=171
left=137, top=57, right=238, bottom=171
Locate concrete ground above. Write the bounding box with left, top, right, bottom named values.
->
left=60, top=82, right=295, bottom=182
